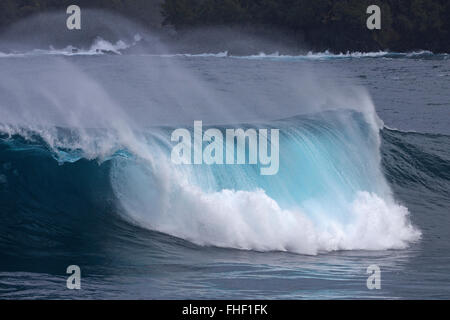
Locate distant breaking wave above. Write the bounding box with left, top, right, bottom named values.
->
left=233, top=50, right=450, bottom=60
left=163, top=50, right=447, bottom=60
left=0, top=37, right=448, bottom=60
left=0, top=35, right=143, bottom=57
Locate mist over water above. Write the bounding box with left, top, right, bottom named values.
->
left=1, top=10, right=449, bottom=299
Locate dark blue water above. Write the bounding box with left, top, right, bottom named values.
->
left=0, top=49, right=449, bottom=299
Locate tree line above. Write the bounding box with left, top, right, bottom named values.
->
left=161, top=0, right=450, bottom=52
left=0, top=0, right=163, bottom=29
left=1, top=0, right=449, bottom=52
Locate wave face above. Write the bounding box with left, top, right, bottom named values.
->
left=0, top=110, right=421, bottom=256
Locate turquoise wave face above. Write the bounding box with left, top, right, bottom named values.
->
left=153, top=111, right=387, bottom=218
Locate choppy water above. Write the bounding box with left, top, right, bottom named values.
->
left=0, top=44, right=449, bottom=299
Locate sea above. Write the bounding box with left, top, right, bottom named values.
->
left=0, top=34, right=449, bottom=299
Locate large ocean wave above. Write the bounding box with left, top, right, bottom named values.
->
left=0, top=111, right=423, bottom=256
left=0, top=32, right=431, bottom=258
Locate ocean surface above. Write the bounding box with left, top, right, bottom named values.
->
left=0, top=41, right=449, bottom=299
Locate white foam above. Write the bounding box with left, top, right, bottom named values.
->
left=230, top=50, right=389, bottom=60
left=111, top=161, right=421, bottom=255
left=149, top=51, right=229, bottom=58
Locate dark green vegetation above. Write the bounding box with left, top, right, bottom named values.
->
left=161, top=0, right=450, bottom=52
left=0, top=0, right=164, bottom=28
left=1, top=0, right=449, bottom=52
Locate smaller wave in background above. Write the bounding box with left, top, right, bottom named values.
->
left=231, top=50, right=449, bottom=61
left=1, top=37, right=448, bottom=61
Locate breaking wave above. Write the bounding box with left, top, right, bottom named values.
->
left=0, top=111, right=421, bottom=255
